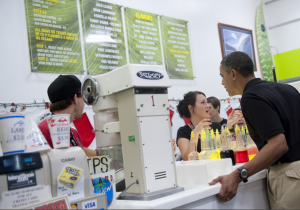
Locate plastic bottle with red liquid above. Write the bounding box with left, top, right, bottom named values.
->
left=234, top=125, right=249, bottom=163
left=245, top=126, right=258, bottom=160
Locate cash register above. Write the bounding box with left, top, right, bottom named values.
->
left=0, top=148, right=107, bottom=209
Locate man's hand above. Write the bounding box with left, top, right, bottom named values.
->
left=209, top=170, right=242, bottom=202
left=227, top=110, right=243, bottom=129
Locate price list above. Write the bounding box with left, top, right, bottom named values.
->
left=81, top=0, right=127, bottom=75
left=161, top=16, right=194, bottom=79
left=125, top=8, right=163, bottom=65
left=25, top=0, right=83, bottom=74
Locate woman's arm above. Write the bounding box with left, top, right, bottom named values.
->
left=177, top=138, right=191, bottom=161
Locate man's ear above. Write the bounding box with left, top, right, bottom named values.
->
left=217, top=105, right=220, bottom=112
left=231, top=69, right=237, bottom=81
left=73, top=94, right=78, bottom=105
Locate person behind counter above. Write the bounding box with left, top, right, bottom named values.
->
left=210, top=51, right=300, bottom=209
left=207, top=96, right=227, bottom=127
left=38, top=75, right=97, bottom=157
left=176, top=91, right=241, bottom=161
left=230, top=108, right=246, bottom=130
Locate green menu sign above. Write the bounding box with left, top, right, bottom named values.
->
left=125, top=8, right=162, bottom=65
left=81, top=0, right=127, bottom=75
left=25, top=0, right=83, bottom=74
left=161, top=16, right=194, bottom=79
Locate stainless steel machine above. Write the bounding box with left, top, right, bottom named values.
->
left=81, top=64, right=184, bottom=200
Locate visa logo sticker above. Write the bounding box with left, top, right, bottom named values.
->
left=82, top=199, right=97, bottom=209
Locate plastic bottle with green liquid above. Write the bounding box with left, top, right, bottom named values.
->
left=198, top=129, right=208, bottom=160
left=205, top=129, right=219, bottom=159
left=188, top=131, right=199, bottom=160
left=245, top=125, right=258, bottom=160
left=234, top=125, right=249, bottom=163
left=219, top=129, right=236, bottom=165
left=241, top=126, right=247, bottom=147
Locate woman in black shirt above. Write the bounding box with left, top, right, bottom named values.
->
left=176, top=91, right=221, bottom=160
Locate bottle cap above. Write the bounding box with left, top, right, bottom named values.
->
left=235, top=124, right=240, bottom=136
left=191, top=131, right=195, bottom=139
left=211, top=129, right=215, bottom=138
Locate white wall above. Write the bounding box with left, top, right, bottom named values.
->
left=263, top=0, right=300, bottom=54
left=0, top=0, right=263, bottom=149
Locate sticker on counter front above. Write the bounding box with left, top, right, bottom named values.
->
left=0, top=185, right=52, bottom=209
left=7, top=170, right=37, bottom=190
left=91, top=170, right=115, bottom=208
left=57, top=164, right=84, bottom=202
left=87, top=156, right=112, bottom=175
left=82, top=199, right=97, bottom=209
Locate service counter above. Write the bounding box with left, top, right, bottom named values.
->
left=116, top=163, right=269, bottom=209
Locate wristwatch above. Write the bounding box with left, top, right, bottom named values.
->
left=237, top=166, right=248, bottom=183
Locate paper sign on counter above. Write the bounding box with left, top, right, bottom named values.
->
left=18, top=194, right=70, bottom=210
left=0, top=185, right=52, bottom=209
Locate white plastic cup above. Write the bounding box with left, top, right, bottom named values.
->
left=0, top=113, right=26, bottom=155
left=0, top=142, right=3, bottom=156
left=25, top=117, right=51, bottom=153
left=46, top=114, right=70, bottom=149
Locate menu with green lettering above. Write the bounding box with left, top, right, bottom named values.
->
left=81, top=0, right=127, bottom=75
left=161, top=16, right=194, bottom=79
left=125, top=8, right=163, bottom=65
left=25, top=0, right=83, bottom=74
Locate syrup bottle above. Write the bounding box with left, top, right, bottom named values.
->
left=245, top=126, right=258, bottom=160
left=198, top=130, right=207, bottom=160
left=214, top=129, right=222, bottom=159
left=188, top=131, right=199, bottom=160
left=219, top=128, right=236, bottom=165
left=205, top=129, right=219, bottom=159
left=234, top=125, right=249, bottom=163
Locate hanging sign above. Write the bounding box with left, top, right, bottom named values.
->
left=256, top=1, right=274, bottom=81
left=80, top=0, right=127, bottom=75
left=125, top=8, right=163, bottom=65
left=24, top=0, right=83, bottom=74
left=161, top=16, right=194, bottom=79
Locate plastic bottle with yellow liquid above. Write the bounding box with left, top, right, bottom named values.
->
left=234, top=125, right=249, bottom=163
left=188, top=131, right=199, bottom=160
left=205, top=129, right=219, bottom=159
left=245, top=126, right=258, bottom=160
left=214, top=129, right=222, bottom=159
left=198, top=130, right=208, bottom=160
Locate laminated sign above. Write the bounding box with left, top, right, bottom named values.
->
left=7, top=170, right=37, bottom=191
left=58, top=165, right=83, bottom=189
left=57, top=164, right=84, bottom=201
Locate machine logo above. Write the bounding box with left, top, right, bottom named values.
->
left=137, top=71, right=164, bottom=80
left=61, top=158, right=75, bottom=162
